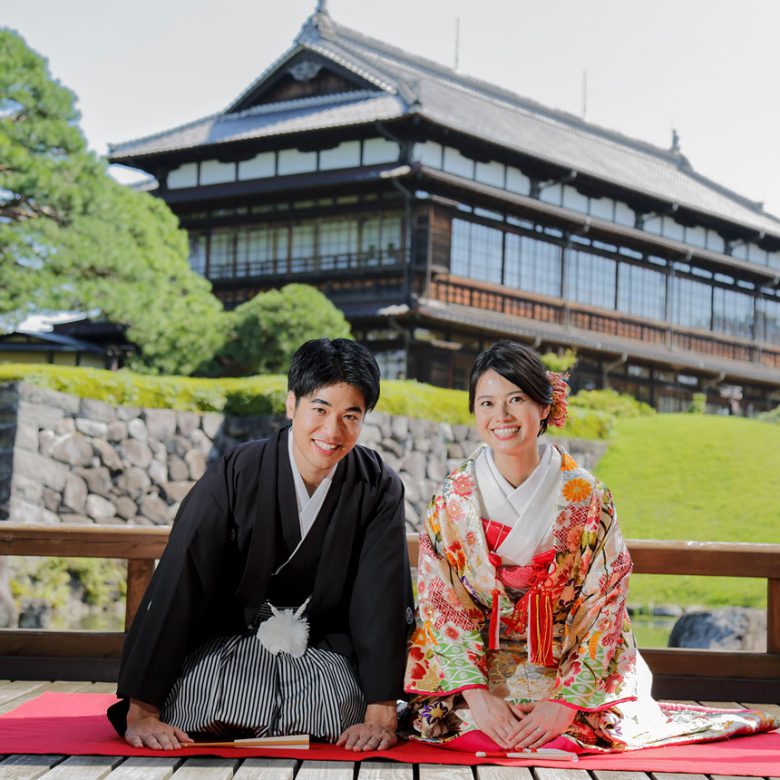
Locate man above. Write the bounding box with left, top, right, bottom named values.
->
left=108, top=338, right=413, bottom=751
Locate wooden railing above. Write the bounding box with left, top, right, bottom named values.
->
left=0, top=525, right=778, bottom=701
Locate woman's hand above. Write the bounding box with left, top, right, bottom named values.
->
left=508, top=700, right=577, bottom=749
left=337, top=701, right=398, bottom=751
left=462, top=688, right=523, bottom=749
left=124, top=698, right=193, bottom=750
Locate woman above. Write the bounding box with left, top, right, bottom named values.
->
left=404, top=340, right=777, bottom=753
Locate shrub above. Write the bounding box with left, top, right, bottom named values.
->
left=569, top=388, right=655, bottom=419
left=757, top=405, right=780, bottom=425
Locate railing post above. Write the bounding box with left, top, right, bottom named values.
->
left=768, top=578, right=780, bottom=653
left=125, top=559, right=156, bottom=631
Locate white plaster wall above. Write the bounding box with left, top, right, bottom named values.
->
left=167, top=163, right=198, bottom=189
left=278, top=149, right=317, bottom=176
left=475, top=160, right=504, bottom=188
left=200, top=160, right=236, bottom=186
left=443, top=146, right=474, bottom=179
left=414, top=141, right=443, bottom=168
left=238, top=152, right=275, bottom=180
left=362, top=137, right=399, bottom=165
left=319, top=141, right=361, bottom=170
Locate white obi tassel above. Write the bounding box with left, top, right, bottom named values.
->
left=256, top=598, right=311, bottom=658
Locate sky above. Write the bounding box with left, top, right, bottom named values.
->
left=4, top=0, right=780, bottom=218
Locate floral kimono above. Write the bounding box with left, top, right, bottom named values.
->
left=404, top=443, right=778, bottom=752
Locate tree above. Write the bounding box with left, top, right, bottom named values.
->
left=0, top=29, right=226, bottom=375
left=206, top=284, right=352, bottom=376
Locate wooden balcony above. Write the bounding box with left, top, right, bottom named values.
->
left=427, top=275, right=780, bottom=372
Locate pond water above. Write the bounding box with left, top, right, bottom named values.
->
left=630, top=613, right=677, bottom=648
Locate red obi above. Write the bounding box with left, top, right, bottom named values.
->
left=482, top=518, right=556, bottom=666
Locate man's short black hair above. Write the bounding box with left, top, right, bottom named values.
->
left=288, top=338, right=381, bottom=412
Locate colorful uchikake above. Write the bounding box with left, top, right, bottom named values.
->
left=546, top=371, right=570, bottom=428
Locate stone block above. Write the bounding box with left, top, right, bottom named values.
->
left=86, top=494, right=117, bottom=520
left=106, top=421, right=127, bottom=442
left=9, top=496, right=59, bottom=524
left=177, top=411, right=199, bottom=436
left=412, top=437, right=431, bottom=454
left=426, top=456, right=445, bottom=482
left=185, top=450, right=207, bottom=481
left=92, top=439, right=123, bottom=471
left=53, top=418, right=76, bottom=435
left=116, top=405, right=141, bottom=421
left=18, top=401, right=64, bottom=430
left=148, top=460, right=167, bottom=487
left=20, top=384, right=81, bottom=414
left=116, top=467, right=151, bottom=499
left=145, top=409, right=177, bottom=442
left=11, top=474, right=43, bottom=504
left=163, top=481, right=194, bottom=503
left=201, top=413, right=223, bottom=439
left=390, top=415, right=409, bottom=440
left=447, top=443, right=465, bottom=460
left=127, top=419, right=148, bottom=441
left=151, top=440, right=167, bottom=463
left=437, top=422, right=454, bottom=442
left=400, top=451, right=427, bottom=477
left=115, top=496, right=138, bottom=520
left=80, top=397, right=115, bottom=423
left=75, top=418, right=108, bottom=438
left=140, top=494, right=170, bottom=525
left=669, top=608, right=766, bottom=652
left=75, top=466, right=113, bottom=498
left=191, top=429, right=214, bottom=456
left=167, top=454, right=189, bottom=482
left=49, top=433, right=93, bottom=467
left=380, top=439, right=403, bottom=458
left=14, top=450, right=68, bottom=492
left=165, top=435, right=190, bottom=458
left=38, top=430, right=56, bottom=457
left=358, top=424, right=382, bottom=445
left=400, top=476, right=419, bottom=504
left=63, top=474, right=88, bottom=513
left=60, top=513, right=92, bottom=525
left=42, top=487, right=60, bottom=512
left=452, top=424, right=470, bottom=443
left=120, top=439, right=153, bottom=469
left=15, top=422, right=38, bottom=452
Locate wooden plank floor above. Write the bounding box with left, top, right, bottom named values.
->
left=0, top=683, right=777, bottom=779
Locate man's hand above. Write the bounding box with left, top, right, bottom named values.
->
left=508, top=700, right=577, bottom=749
left=462, top=688, right=523, bottom=749
left=337, top=701, right=398, bottom=751
left=124, top=698, right=193, bottom=750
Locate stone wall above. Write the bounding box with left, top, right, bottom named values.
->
left=0, top=382, right=607, bottom=531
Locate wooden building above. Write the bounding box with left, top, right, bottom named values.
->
left=109, top=4, right=780, bottom=413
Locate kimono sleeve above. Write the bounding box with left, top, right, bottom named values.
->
left=114, top=454, right=235, bottom=709
left=405, top=493, right=489, bottom=696
left=348, top=468, right=414, bottom=703
left=548, top=487, right=637, bottom=710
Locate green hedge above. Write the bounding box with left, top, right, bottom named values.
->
left=0, top=363, right=620, bottom=438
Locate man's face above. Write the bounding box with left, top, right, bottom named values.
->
left=285, top=382, right=366, bottom=489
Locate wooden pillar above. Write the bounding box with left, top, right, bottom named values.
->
left=768, top=578, right=780, bottom=653
left=125, top=559, right=156, bottom=630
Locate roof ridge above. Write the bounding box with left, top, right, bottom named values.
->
left=108, top=110, right=220, bottom=155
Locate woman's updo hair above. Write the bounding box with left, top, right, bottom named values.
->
left=468, top=340, right=553, bottom=435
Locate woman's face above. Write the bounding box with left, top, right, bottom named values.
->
left=473, top=369, right=549, bottom=457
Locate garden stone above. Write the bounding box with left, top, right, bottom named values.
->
left=63, top=474, right=88, bottom=513
left=20, top=385, right=81, bottom=414
left=381, top=438, right=403, bottom=458
left=19, top=401, right=64, bottom=430
left=115, top=496, right=138, bottom=520
left=75, top=466, right=113, bottom=498
left=426, top=457, right=445, bottom=482
left=404, top=500, right=418, bottom=527
left=168, top=501, right=181, bottom=522
left=452, top=424, right=470, bottom=443
left=391, top=416, right=408, bottom=439
left=401, top=478, right=419, bottom=504
left=116, top=405, right=141, bottom=422
left=116, top=467, right=151, bottom=499
left=9, top=496, right=59, bottom=524
left=185, top=450, right=206, bottom=480
left=60, top=513, right=92, bottom=525
left=167, top=455, right=189, bottom=482
left=437, top=422, right=453, bottom=442
left=145, top=409, right=177, bottom=442
left=11, top=474, right=42, bottom=504
left=92, top=439, right=123, bottom=471
left=50, top=433, right=93, bottom=467
left=38, top=430, right=57, bottom=457
left=52, top=418, right=76, bottom=436
left=400, top=451, right=426, bottom=477
left=14, top=450, right=68, bottom=491
left=668, top=608, right=766, bottom=652
left=140, top=494, right=170, bottom=525
left=75, top=418, right=108, bottom=438
left=202, top=413, right=223, bottom=439
left=80, top=398, right=115, bottom=423
left=151, top=440, right=167, bottom=463
left=127, top=419, right=148, bottom=441
left=14, top=423, right=37, bottom=454
left=106, top=421, right=127, bottom=442
left=18, top=598, right=51, bottom=629
left=412, top=437, right=431, bottom=454
left=164, top=481, right=194, bottom=503
left=165, top=435, right=190, bottom=458
left=149, top=460, right=167, bottom=487
left=358, top=424, right=381, bottom=445
left=121, top=439, right=153, bottom=469
left=380, top=452, right=400, bottom=472
left=177, top=411, right=199, bottom=436
left=42, top=487, right=61, bottom=513
left=191, top=429, right=213, bottom=456
left=447, top=443, right=464, bottom=460
left=86, top=494, right=117, bottom=520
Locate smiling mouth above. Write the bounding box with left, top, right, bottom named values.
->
left=491, top=427, right=519, bottom=438
left=312, top=439, right=341, bottom=453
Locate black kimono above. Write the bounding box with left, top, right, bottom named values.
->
left=108, top=424, right=413, bottom=735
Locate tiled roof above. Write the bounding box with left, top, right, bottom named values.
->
left=109, top=8, right=780, bottom=239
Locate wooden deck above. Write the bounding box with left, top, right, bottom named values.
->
left=0, top=682, right=778, bottom=780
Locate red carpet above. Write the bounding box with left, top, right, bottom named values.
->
left=0, top=693, right=778, bottom=776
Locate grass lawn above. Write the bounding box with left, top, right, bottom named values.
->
left=593, top=414, right=780, bottom=611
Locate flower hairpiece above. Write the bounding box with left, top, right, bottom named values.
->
left=546, top=371, right=570, bottom=428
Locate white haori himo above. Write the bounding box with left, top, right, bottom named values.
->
left=256, top=598, right=311, bottom=658
left=475, top=442, right=562, bottom=565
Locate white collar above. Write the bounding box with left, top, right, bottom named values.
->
left=287, top=427, right=336, bottom=541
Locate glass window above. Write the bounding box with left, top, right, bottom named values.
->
left=209, top=228, right=234, bottom=279
left=617, top=263, right=666, bottom=320
left=291, top=222, right=315, bottom=273
left=360, top=217, right=382, bottom=265
left=188, top=233, right=206, bottom=275
left=449, top=218, right=502, bottom=283
left=320, top=219, right=358, bottom=270
left=565, top=247, right=616, bottom=310
left=504, top=234, right=562, bottom=297
left=670, top=276, right=711, bottom=330
left=757, top=297, right=780, bottom=344
left=713, top=287, right=754, bottom=339
left=382, top=215, right=403, bottom=264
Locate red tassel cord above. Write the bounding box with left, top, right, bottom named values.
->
left=489, top=588, right=501, bottom=650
